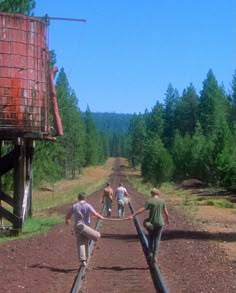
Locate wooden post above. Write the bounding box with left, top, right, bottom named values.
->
left=0, top=141, right=2, bottom=227
left=13, top=138, right=25, bottom=230
left=13, top=138, right=35, bottom=228
left=24, top=140, right=34, bottom=219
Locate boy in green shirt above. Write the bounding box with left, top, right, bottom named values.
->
left=128, top=188, right=170, bottom=263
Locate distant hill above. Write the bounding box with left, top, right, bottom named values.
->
left=91, top=112, right=133, bottom=134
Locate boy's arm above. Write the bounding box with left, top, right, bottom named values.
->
left=65, top=211, right=72, bottom=224
left=163, top=207, right=170, bottom=224
left=128, top=207, right=145, bottom=219
left=124, top=188, right=129, bottom=197
left=92, top=210, right=105, bottom=220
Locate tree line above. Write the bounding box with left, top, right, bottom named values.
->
left=33, top=67, right=111, bottom=185
left=128, top=69, right=236, bottom=189
left=90, top=112, right=132, bottom=158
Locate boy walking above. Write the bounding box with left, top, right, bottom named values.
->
left=65, top=192, right=104, bottom=267
left=102, top=182, right=113, bottom=217
left=128, top=188, right=169, bottom=263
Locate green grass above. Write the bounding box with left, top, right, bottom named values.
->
left=0, top=215, right=63, bottom=242
left=127, top=176, right=152, bottom=198
left=23, top=215, right=63, bottom=234
left=201, top=198, right=234, bottom=208
left=128, top=175, right=236, bottom=210
left=159, top=182, right=176, bottom=194
left=180, top=195, right=234, bottom=209
left=0, top=176, right=109, bottom=242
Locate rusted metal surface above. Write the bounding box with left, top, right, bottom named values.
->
left=0, top=12, right=50, bottom=136
left=49, top=67, right=63, bottom=136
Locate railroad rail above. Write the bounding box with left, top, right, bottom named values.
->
left=128, top=201, right=169, bottom=293
left=70, top=201, right=168, bottom=293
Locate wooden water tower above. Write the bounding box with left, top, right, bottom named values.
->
left=0, top=12, right=63, bottom=231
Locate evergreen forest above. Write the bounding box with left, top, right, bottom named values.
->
left=128, top=69, right=236, bottom=189
left=34, top=67, right=236, bottom=190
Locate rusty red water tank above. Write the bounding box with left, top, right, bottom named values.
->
left=0, top=12, right=50, bottom=138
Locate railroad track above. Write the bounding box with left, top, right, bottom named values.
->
left=70, top=201, right=168, bottom=293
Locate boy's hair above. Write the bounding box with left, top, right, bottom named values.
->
left=150, top=188, right=160, bottom=196
left=78, top=192, right=86, bottom=200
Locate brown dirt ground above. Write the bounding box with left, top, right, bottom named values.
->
left=167, top=179, right=236, bottom=263
left=0, top=158, right=235, bottom=292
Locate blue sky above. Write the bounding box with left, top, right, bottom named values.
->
left=34, top=1, right=235, bottom=114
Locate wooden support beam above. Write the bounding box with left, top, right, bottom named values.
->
left=13, top=141, right=24, bottom=229
left=0, top=206, right=22, bottom=227
left=0, top=139, right=34, bottom=229
left=0, top=191, right=14, bottom=207
left=0, top=141, right=2, bottom=226
left=23, top=141, right=34, bottom=220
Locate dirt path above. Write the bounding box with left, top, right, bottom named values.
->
left=0, top=159, right=235, bottom=292
left=81, top=163, right=156, bottom=293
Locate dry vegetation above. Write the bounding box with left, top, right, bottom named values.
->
left=32, top=158, right=115, bottom=214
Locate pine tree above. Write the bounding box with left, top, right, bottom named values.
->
left=33, top=141, right=63, bottom=185
left=175, top=83, right=199, bottom=135
left=189, top=122, right=211, bottom=181
left=128, top=114, right=146, bottom=167
left=199, top=69, right=229, bottom=136
left=163, top=83, right=179, bottom=148
left=55, top=68, right=86, bottom=177
left=229, top=70, right=236, bottom=125
left=84, top=107, right=99, bottom=166
left=171, top=131, right=192, bottom=181
left=141, top=136, right=174, bottom=185
left=146, top=101, right=164, bottom=138
left=0, top=0, right=35, bottom=15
